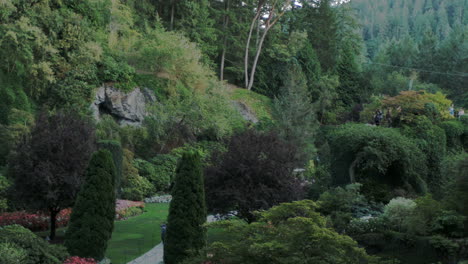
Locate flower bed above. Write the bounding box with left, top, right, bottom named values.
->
left=144, top=195, right=172, bottom=203
left=0, top=208, right=71, bottom=231
left=115, top=199, right=145, bottom=220
left=63, top=256, right=97, bottom=264
left=0, top=200, right=146, bottom=230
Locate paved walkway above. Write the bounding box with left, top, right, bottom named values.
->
left=126, top=215, right=218, bottom=264
left=126, top=243, right=164, bottom=264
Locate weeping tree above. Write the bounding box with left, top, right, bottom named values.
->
left=164, top=151, right=207, bottom=264
left=10, top=110, right=95, bottom=240
left=65, top=149, right=116, bottom=260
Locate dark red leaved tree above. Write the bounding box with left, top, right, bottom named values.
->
left=205, top=129, right=305, bottom=222
left=10, top=110, right=95, bottom=240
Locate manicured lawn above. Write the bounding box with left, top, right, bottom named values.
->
left=106, top=203, right=169, bottom=264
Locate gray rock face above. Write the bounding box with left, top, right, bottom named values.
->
left=232, top=101, right=258, bottom=123
left=91, top=84, right=156, bottom=126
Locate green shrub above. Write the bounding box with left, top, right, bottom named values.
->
left=98, top=55, right=136, bottom=90
left=134, top=158, right=171, bottom=192
left=121, top=175, right=154, bottom=201
left=438, top=121, right=464, bottom=151
left=405, top=195, right=443, bottom=236
left=65, top=150, right=116, bottom=260
left=383, top=197, right=416, bottom=232
left=0, top=225, right=68, bottom=264
left=431, top=210, right=466, bottom=238
left=121, top=149, right=155, bottom=201
left=401, top=116, right=446, bottom=195
left=0, top=242, right=28, bottom=264
left=0, top=172, right=10, bottom=212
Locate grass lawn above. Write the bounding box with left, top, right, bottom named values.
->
left=106, top=203, right=169, bottom=264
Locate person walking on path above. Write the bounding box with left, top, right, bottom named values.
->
left=459, top=108, right=465, bottom=119
left=449, top=105, right=455, bottom=116
left=160, top=224, right=167, bottom=244
left=374, top=109, right=383, bottom=126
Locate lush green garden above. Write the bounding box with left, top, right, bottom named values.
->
left=0, top=0, right=468, bottom=264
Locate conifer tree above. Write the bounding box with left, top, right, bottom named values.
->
left=65, top=150, right=116, bottom=261
left=163, top=151, right=206, bottom=264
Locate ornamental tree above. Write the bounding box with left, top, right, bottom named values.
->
left=65, top=149, right=116, bottom=260
left=9, top=110, right=95, bottom=240
left=205, top=129, right=304, bottom=222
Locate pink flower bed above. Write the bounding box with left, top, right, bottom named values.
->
left=115, top=199, right=145, bottom=220
left=0, top=208, right=71, bottom=231
left=63, top=256, right=97, bottom=264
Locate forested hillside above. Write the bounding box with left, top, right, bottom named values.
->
left=352, top=0, right=468, bottom=106
left=0, top=1, right=468, bottom=264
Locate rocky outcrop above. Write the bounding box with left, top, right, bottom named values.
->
left=232, top=101, right=259, bottom=124
left=91, top=84, right=156, bottom=126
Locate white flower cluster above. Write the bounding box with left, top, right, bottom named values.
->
left=144, top=195, right=172, bottom=203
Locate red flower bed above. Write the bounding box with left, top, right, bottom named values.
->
left=0, top=200, right=144, bottom=230
left=63, top=256, right=97, bottom=264
left=0, top=208, right=71, bottom=231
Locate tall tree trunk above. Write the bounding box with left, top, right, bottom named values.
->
left=247, top=26, right=270, bottom=90
left=170, top=0, right=175, bottom=31
left=244, top=2, right=263, bottom=88
left=49, top=208, right=58, bottom=240
left=220, top=0, right=230, bottom=81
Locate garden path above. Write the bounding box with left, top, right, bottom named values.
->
left=126, top=215, right=218, bottom=264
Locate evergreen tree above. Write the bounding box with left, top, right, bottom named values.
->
left=65, top=150, right=116, bottom=261
left=272, top=64, right=318, bottom=162
left=163, top=151, right=206, bottom=264
left=98, top=140, right=123, bottom=197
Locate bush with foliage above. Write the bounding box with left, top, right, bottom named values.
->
left=318, top=184, right=377, bottom=232
left=401, top=116, right=446, bottom=195
left=121, top=149, right=154, bottom=201
left=134, top=158, right=171, bottom=192
left=0, top=241, right=28, bottom=264
left=328, top=124, right=428, bottom=202
left=438, top=120, right=465, bottom=151
left=164, top=151, right=207, bottom=264
left=65, top=150, right=116, bottom=261
left=183, top=200, right=380, bottom=264
left=383, top=197, right=416, bottom=232
left=0, top=172, right=10, bottom=212
left=0, top=225, right=69, bottom=264
left=206, top=129, right=304, bottom=222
